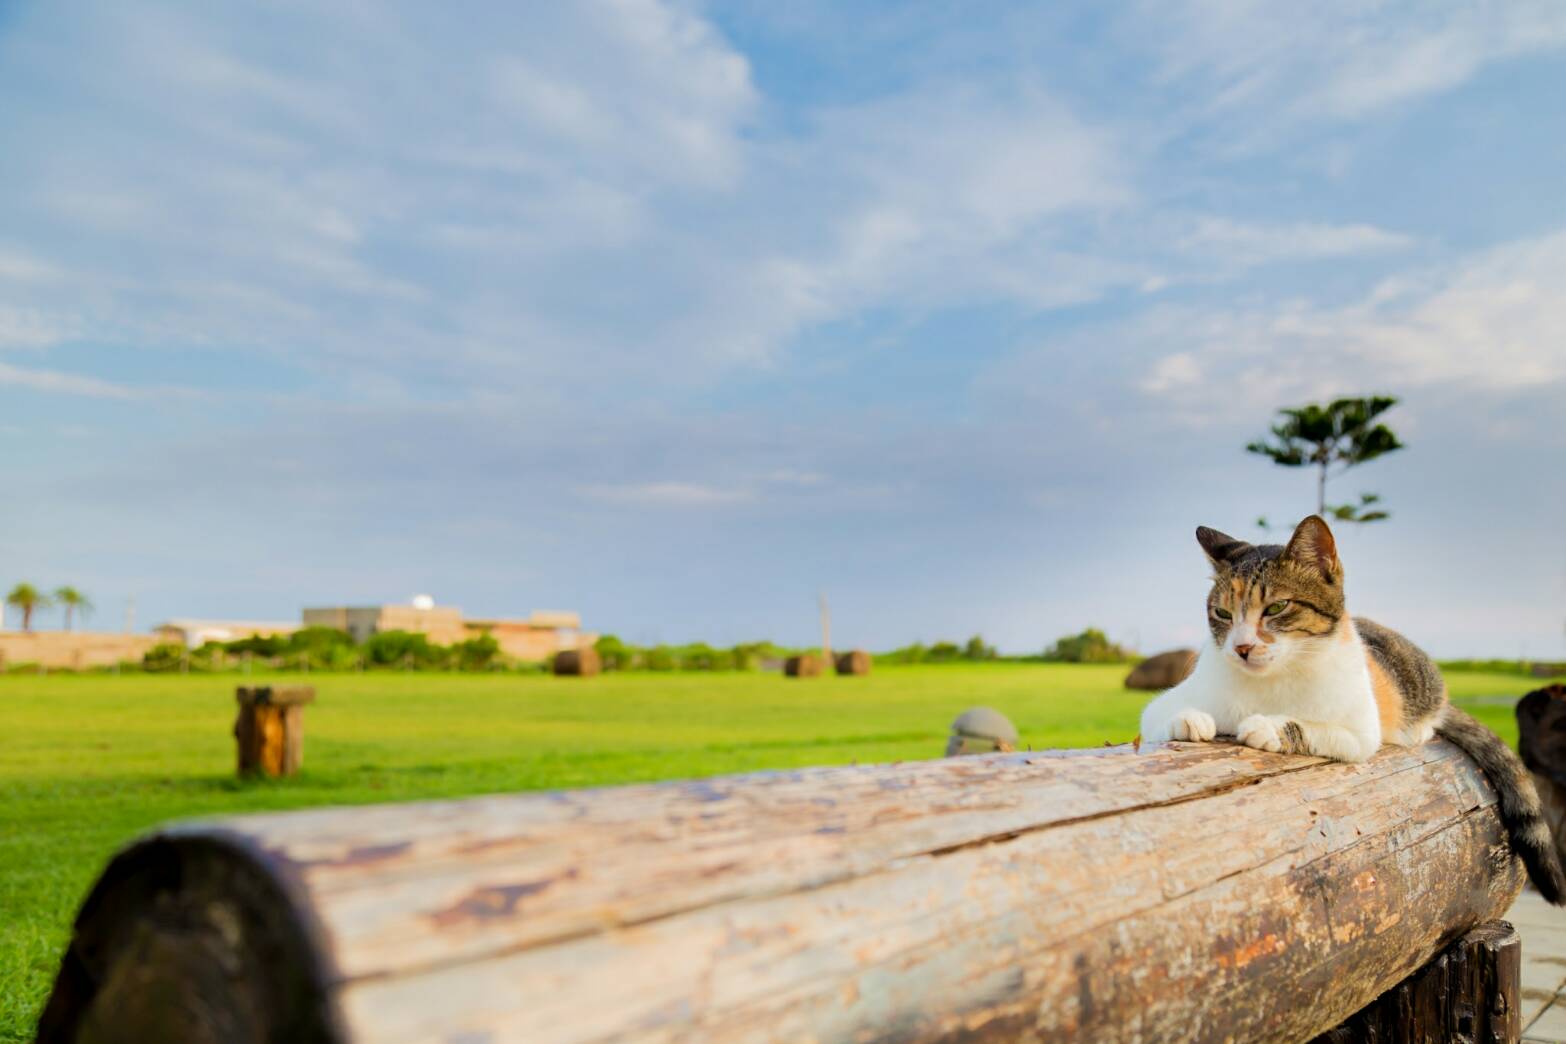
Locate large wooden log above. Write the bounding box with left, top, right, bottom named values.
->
left=38, top=740, right=1523, bottom=1043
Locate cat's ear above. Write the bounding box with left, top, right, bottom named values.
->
left=1196, top=526, right=1250, bottom=569
left=1284, top=515, right=1341, bottom=580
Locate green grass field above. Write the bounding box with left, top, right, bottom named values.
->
left=0, top=664, right=1537, bottom=1040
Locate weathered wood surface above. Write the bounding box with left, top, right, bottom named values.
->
left=233, top=685, right=314, bottom=777
left=1310, top=920, right=1521, bottom=1043
left=40, top=740, right=1523, bottom=1043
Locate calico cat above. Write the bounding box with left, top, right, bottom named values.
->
left=1139, top=514, right=1566, bottom=904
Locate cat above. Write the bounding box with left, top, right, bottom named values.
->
left=1139, top=514, right=1566, bottom=904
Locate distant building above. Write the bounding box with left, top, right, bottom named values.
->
left=153, top=619, right=299, bottom=648
left=302, top=604, right=468, bottom=645
left=0, top=631, right=160, bottom=669
left=466, top=611, right=591, bottom=662
left=301, top=600, right=593, bottom=662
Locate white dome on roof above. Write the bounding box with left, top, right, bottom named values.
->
left=411, top=594, right=435, bottom=610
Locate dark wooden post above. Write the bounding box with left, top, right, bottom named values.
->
left=1311, top=920, right=1521, bottom=1043
left=234, top=686, right=315, bottom=778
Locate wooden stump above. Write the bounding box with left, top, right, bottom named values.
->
left=552, top=648, right=601, bottom=677
left=783, top=653, right=823, bottom=677
left=1310, top=920, right=1520, bottom=1043
left=833, top=650, right=871, bottom=676
left=40, top=741, right=1525, bottom=1042
left=233, top=686, right=314, bottom=778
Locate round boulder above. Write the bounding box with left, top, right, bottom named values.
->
left=1124, top=649, right=1197, bottom=691
left=945, top=706, right=1019, bottom=756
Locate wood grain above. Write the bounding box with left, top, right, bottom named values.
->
left=41, top=739, right=1524, bottom=1042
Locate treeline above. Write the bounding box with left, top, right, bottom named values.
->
left=131, top=630, right=800, bottom=674
left=592, top=637, right=784, bottom=672
left=139, top=626, right=510, bottom=673
left=877, top=636, right=998, bottom=664
left=1436, top=659, right=1566, bottom=678
left=6, top=624, right=1143, bottom=674
left=878, top=629, right=1137, bottom=665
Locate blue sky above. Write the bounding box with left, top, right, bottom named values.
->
left=2, top=1, right=1564, bottom=657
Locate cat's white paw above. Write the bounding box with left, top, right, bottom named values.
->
left=1237, top=714, right=1284, bottom=753
left=1169, top=708, right=1217, bottom=742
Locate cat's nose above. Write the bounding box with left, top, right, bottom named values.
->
left=1234, top=643, right=1255, bottom=660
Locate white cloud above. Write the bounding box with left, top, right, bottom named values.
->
left=1139, top=352, right=1202, bottom=395
left=575, top=481, right=754, bottom=506
left=0, top=306, right=72, bottom=350
left=766, top=469, right=826, bottom=486
left=0, top=247, right=60, bottom=283
left=1135, top=226, right=1566, bottom=415
left=0, top=0, right=765, bottom=392
left=0, top=360, right=138, bottom=399
left=487, top=0, right=758, bottom=188
left=1176, top=217, right=1415, bottom=266
left=1128, top=0, right=1566, bottom=124
left=667, top=83, right=1136, bottom=365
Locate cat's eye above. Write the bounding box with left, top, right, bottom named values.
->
left=1263, top=601, right=1290, bottom=616
left=1212, top=606, right=1232, bottom=620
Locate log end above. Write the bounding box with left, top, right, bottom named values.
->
left=35, top=831, right=344, bottom=1044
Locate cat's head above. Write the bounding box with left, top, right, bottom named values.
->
left=1194, top=515, right=1345, bottom=675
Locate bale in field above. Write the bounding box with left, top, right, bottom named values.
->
left=945, top=706, right=1018, bottom=756
left=784, top=653, right=823, bottom=678
left=553, top=648, right=601, bottom=677
left=1124, top=648, right=1197, bottom=690
left=834, top=650, right=871, bottom=676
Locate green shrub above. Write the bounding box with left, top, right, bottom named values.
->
left=223, top=632, right=288, bottom=657
left=1042, top=628, right=1134, bottom=664
left=926, top=641, right=961, bottom=663
left=363, top=630, right=444, bottom=668
left=595, top=634, right=633, bottom=671
left=450, top=633, right=502, bottom=671
left=963, top=635, right=997, bottom=661
left=141, top=643, right=189, bottom=673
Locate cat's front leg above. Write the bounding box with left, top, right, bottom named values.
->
left=1236, top=714, right=1377, bottom=762
left=1140, top=687, right=1220, bottom=743
left=1167, top=708, right=1218, bottom=742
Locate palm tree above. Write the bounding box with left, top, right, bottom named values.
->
left=54, top=586, right=92, bottom=630
left=5, top=583, right=53, bottom=632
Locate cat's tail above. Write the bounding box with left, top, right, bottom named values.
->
left=1437, top=705, right=1566, bottom=905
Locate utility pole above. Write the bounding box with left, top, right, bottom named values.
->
left=818, top=592, right=831, bottom=665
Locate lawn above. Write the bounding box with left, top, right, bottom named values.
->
left=0, top=664, right=1540, bottom=1040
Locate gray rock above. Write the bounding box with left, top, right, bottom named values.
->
left=946, top=706, right=1019, bottom=756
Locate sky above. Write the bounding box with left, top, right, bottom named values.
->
left=1, top=1, right=1564, bottom=658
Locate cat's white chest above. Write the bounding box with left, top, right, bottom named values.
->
left=1141, top=637, right=1379, bottom=752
